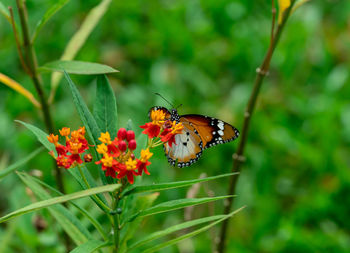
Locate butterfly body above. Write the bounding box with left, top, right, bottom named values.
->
left=149, top=106, right=239, bottom=168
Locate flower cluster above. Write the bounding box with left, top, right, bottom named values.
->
left=47, top=127, right=90, bottom=169
left=95, top=128, right=153, bottom=184
left=140, top=109, right=183, bottom=147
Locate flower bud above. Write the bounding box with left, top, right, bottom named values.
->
left=128, top=139, right=137, bottom=150
left=84, top=154, right=93, bottom=163
left=126, top=130, right=135, bottom=141
left=117, top=128, right=127, bottom=140
left=118, top=140, right=127, bottom=152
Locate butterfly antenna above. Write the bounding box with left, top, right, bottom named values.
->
left=154, top=93, right=174, bottom=108
left=176, top=104, right=183, bottom=109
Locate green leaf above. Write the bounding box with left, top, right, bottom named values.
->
left=69, top=166, right=109, bottom=211
left=93, top=75, right=118, bottom=137
left=120, top=193, right=159, bottom=253
left=39, top=60, right=118, bottom=75
left=122, top=172, right=239, bottom=197
left=16, top=172, right=92, bottom=244
left=64, top=71, right=101, bottom=145
left=16, top=120, right=55, bottom=152
left=125, top=196, right=234, bottom=223
left=142, top=207, right=245, bottom=253
left=31, top=0, right=69, bottom=43
left=50, top=0, right=112, bottom=96
left=64, top=71, right=108, bottom=184
left=0, top=179, right=120, bottom=223
left=30, top=174, right=109, bottom=241
left=0, top=2, right=11, bottom=24
left=129, top=214, right=227, bottom=251
left=70, top=240, right=111, bottom=253
left=0, top=147, right=44, bottom=180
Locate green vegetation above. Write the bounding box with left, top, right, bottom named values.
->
left=0, top=0, right=349, bottom=252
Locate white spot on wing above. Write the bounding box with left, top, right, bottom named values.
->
left=218, top=121, right=224, bottom=130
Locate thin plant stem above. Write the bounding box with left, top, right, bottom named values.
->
left=8, top=7, right=30, bottom=75
left=216, top=2, right=296, bottom=253
left=77, top=165, right=112, bottom=212
left=14, top=0, right=65, bottom=195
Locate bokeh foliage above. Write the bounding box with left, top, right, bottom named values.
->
left=0, top=0, right=349, bottom=252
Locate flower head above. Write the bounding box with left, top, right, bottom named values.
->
left=47, top=127, right=91, bottom=169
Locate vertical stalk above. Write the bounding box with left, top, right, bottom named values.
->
left=216, top=1, right=296, bottom=253
left=15, top=0, right=65, bottom=194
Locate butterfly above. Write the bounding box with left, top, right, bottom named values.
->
left=149, top=106, right=239, bottom=168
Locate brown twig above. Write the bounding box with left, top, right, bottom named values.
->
left=215, top=1, right=296, bottom=253
left=15, top=0, right=65, bottom=194
left=8, top=6, right=31, bottom=75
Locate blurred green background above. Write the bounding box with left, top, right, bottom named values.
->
left=1, top=0, right=350, bottom=252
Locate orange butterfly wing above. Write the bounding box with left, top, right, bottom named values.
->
left=180, top=115, right=239, bottom=149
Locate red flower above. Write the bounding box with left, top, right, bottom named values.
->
left=140, top=122, right=160, bottom=138
left=160, top=128, right=176, bottom=147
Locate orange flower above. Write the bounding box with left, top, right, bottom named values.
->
left=48, top=127, right=90, bottom=169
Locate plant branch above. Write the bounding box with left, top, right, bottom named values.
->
left=8, top=6, right=31, bottom=75
left=15, top=0, right=65, bottom=195
left=216, top=2, right=296, bottom=253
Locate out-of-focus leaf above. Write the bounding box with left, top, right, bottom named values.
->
left=69, top=166, right=109, bottom=211
left=120, top=193, right=159, bottom=253
left=121, top=172, right=239, bottom=197
left=39, top=60, right=118, bottom=75
left=0, top=147, right=44, bottom=180
left=31, top=174, right=109, bottom=241
left=142, top=207, right=245, bottom=253
left=16, top=172, right=92, bottom=245
left=63, top=71, right=108, bottom=184
left=0, top=2, right=11, bottom=24
left=70, top=240, right=111, bottom=253
left=0, top=73, right=41, bottom=108
left=93, top=75, right=118, bottom=137
left=50, top=0, right=112, bottom=100
left=16, top=121, right=55, bottom=152
left=31, top=0, right=70, bottom=43
left=125, top=196, right=234, bottom=223
left=128, top=214, right=228, bottom=251
left=0, top=178, right=120, bottom=223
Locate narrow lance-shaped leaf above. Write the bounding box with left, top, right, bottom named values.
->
left=70, top=240, right=112, bottom=253
left=119, top=193, right=159, bottom=253
left=142, top=207, right=246, bottom=253
left=16, top=120, right=55, bottom=152
left=39, top=60, right=118, bottom=75
left=0, top=147, right=44, bottom=180
left=30, top=173, right=109, bottom=241
left=31, top=0, right=69, bottom=42
left=17, top=172, right=92, bottom=244
left=0, top=181, right=120, bottom=223
left=93, top=75, right=118, bottom=137
left=124, top=196, right=234, bottom=223
left=64, top=71, right=108, bottom=184
left=122, top=172, right=239, bottom=197
left=0, top=2, right=11, bottom=24
left=50, top=0, right=112, bottom=100
left=128, top=214, right=228, bottom=251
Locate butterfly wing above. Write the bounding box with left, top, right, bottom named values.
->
left=180, top=114, right=239, bottom=149
left=164, top=121, right=203, bottom=168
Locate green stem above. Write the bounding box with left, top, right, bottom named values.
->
left=77, top=165, right=112, bottom=212
left=15, top=0, right=65, bottom=195
left=216, top=2, right=296, bottom=253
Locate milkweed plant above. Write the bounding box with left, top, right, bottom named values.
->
left=0, top=72, right=243, bottom=252
left=0, top=0, right=302, bottom=251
